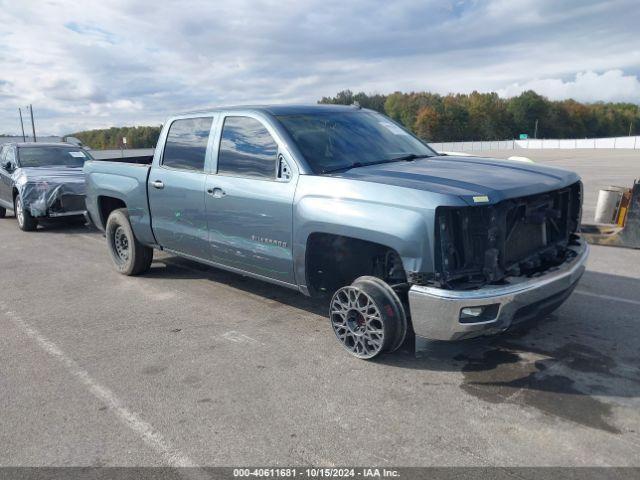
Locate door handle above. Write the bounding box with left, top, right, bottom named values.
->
left=152, top=180, right=164, bottom=189
left=207, top=187, right=226, bottom=198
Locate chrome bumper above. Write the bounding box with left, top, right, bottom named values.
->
left=408, top=240, right=589, bottom=341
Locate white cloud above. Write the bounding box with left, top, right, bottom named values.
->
left=0, top=0, right=639, bottom=135
left=497, top=70, right=640, bottom=103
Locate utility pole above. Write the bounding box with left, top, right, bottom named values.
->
left=18, top=108, right=26, bottom=142
left=534, top=119, right=539, bottom=139
left=629, top=121, right=633, bottom=136
left=29, top=104, right=37, bottom=142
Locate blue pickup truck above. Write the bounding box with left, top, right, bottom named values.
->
left=84, top=105, right=588, bottom=359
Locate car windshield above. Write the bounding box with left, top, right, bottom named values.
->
left=275, top=110, right=435, bottom=174
left=17, top=146, right=93, bottom=168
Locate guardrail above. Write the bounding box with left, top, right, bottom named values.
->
left=432, top=135, right=640, bottom=152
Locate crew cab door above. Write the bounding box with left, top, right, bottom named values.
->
left=148, top=116, right=214, bottom=259
left=205, top=114, right=298, bottom=285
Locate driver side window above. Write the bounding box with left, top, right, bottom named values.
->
left=217, top=116, right=278, bottom=179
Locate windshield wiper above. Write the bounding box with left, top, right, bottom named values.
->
left=387, top=153, right=432, bottom=162
left=321, top=162, right=365, bottom=174
left=321, top=154, right=432, bottom=174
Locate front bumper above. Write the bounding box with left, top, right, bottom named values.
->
left=48, top=209, right=87, bottom=218
left=408, top=240, right=589, bottom=341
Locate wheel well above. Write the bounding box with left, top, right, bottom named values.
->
left=305, top=233, right=407, bottom=297
left=98, top=196, right=126, bottom=229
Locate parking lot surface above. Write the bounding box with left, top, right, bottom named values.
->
left=1, top=151, right=639, bottom=467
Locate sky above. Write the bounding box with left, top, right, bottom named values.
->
left=0, top=0, right=639, bottom=135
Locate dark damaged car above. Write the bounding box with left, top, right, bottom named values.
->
left=0, top=143, right=91, bottom=231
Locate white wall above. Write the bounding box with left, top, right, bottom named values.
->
left=433, top=135, right=640, bottom=152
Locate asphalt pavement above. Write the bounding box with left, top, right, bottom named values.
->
left=0, top=150, right=639, bottom=467
left=1, top=220, right=639, bottom=467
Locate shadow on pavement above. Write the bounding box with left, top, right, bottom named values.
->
left=146, top=256, right=640, bottom=434
left=0, top=213, right=91, bottom=233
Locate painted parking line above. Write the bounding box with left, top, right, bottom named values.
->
left=0, top=301, right=200, bottom=470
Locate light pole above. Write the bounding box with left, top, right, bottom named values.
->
left=18, top=108, right=26, bottom=142
left=29, top=104, right=37, bottom=142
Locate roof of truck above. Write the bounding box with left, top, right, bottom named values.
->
left=180, top=104, right=364, bottom=116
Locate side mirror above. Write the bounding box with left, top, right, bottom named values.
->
left=2, top=161, right=13, bottom=172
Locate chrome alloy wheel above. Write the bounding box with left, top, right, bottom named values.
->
left=113, top=226, right=130, bottom=262
left=330, top=286, right=385, bottom=359
left=15, top=196, right=24, bottom=228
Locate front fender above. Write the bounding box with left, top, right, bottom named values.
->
left=292, top=176, right=447, bottom=291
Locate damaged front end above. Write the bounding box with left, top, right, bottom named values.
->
left=433, top=182, right=583, bottom=290
left=14, top=168, right=87, bottom=218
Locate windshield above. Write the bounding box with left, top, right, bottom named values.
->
left=17, top=146, right=93, bottom=168
left=275, top=111, right=435, bottom=174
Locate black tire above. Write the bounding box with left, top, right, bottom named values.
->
left=0, top=206, right=5, bottom=218
left=105, top=208, right=153, bottom=275
left=329, top=276, right=407, bottom=359
left=354, top=276, right=408, bottom=353
left=14, top=194, right=38, bottom=231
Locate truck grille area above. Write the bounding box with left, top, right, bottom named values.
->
left=434, top=182, right=582, bottom=290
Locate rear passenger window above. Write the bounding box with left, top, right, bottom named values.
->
left=217, top=116, right=277, bottom=179
left=162, top=117, right=212, bottom=171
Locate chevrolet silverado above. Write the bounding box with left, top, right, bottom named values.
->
left=84, top=105, right=588, bottom=359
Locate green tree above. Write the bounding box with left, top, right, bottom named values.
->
left=506, top=90, right=549, bottom=138
left=68, top=125, right=162, bottom=149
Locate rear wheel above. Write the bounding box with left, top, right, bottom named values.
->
left=106, top=208, right=153, bottom=275
left=14, top=195, right=38, bottom=231
left=329, top=276, right=407, bottom=359
left=0, top=206, right=5, bottom=218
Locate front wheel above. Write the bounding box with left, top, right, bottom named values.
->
left=14, top=195, right=38, bottom=231
left=329, top=276, right=408, bottom=359
left=0, top=206, right=6, bottom=218
left=105, top=208, right=153, bottom=275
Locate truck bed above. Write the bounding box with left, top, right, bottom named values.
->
left=83, top=160, right=156, bottom=245
left=89, top=149, right=155, bottom=164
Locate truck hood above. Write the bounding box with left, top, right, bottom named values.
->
left=330, top=155, right=580, bottom=205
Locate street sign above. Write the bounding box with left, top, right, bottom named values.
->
left=519, top=133, right=528, bottom=140
left=122, top=137, right=127, bottom=145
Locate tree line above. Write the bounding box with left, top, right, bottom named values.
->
left=69, top=125, right=161, bottom=149
left=67, top=89, right=639, bottom=148
left=319, top=90, right=639, bottom=142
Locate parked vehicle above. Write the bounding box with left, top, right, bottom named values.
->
left=0, top=142, right=92, bottom=231
left=84, top=105, right=588, bottom=359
